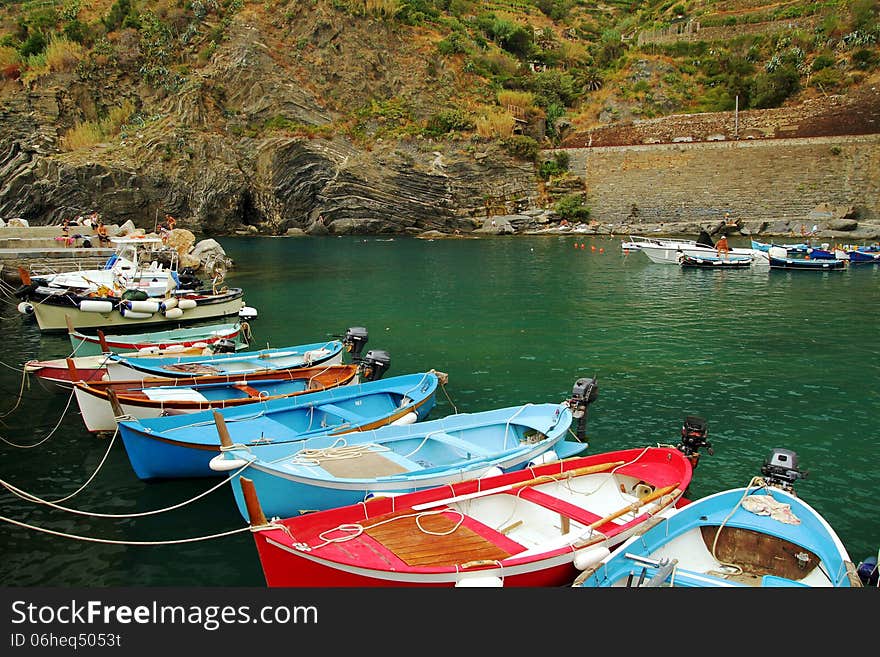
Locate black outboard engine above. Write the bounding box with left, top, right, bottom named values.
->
left=857, top=555, right=879, bottom=587
left=677, top=415, right=713, bottom=470
left=760, top=448, right=807, bottom=493
left=342, top=326, right=369, bottom=362
left=176, top=267, right=203, bottom=290
left=211, top=339, right=237, bottom=354
left=360, top=350, right=390, bottom=381
left=567, top=376, right=599, bottom=444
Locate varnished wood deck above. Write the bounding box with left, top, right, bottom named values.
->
left=362, top=509, right=513, bottom=567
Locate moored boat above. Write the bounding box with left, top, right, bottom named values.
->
left=73, top=357, right=387, bottom=433
left=768, top=246, right=846, bottom=271
left=211, top=386, right=595, bottom=521
left=115, top=370, right=441, bottom=479
left=572, top=448, right=862, bottom=588
left=679, top=254, right=752, bottom=269
left=240, top=443, right=702, bottom=587
left=66, top=317, right=251, bottom=357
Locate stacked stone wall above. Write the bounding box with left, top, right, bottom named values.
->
left=561, top=135, right=880, bottom=225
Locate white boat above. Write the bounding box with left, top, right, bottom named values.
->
left=639, top=239, right=768, bottom=265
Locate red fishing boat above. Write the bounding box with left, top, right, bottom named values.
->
left=242, top=445, right=696, bottom=587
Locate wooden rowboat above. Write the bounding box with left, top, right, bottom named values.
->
left=242, top=445, right=695, bottom=587
left=72, top=361, right=367, bottom=433
left=573, top=449, right=861, bottom=588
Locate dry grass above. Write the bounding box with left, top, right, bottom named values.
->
left=45, top=35, right=85, bottom=72
left=60, top=99, right=136, bottom=151
left=365, top=0, right=402, bottom=18
left=475, top=109, right=516, bottom=137
left=0, top=46, right=18, bottom=68
left=497, top=89, right=535, bottom=112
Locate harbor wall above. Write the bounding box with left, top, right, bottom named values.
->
left=560, top=134, right=880, bottom=227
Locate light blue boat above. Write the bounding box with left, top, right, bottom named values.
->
left=106, top=339, right=346, bottom=379
left=115, top=370, right=440, bottom=480
left=750, top=238, right=810, bottom=254
left=210, top=401, right=586, bottom=520
left=572, top=449, right=861, bottom=588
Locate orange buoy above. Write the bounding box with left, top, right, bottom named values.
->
left=591, top=245, right=596, bottom=251
left=599, top=247, right=605, bottom=253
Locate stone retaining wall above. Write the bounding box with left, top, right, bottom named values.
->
left=557, top=134, right=880, bottom=226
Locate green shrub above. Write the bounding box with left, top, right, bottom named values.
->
left=811, top=54, right=836, bottom=71
left=425, top=108, right=474, bottom=136
left=501, top=134, right=539, bottom=161
left=554, top=194, right=591, bottom=222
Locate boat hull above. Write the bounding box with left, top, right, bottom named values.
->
left=247, top=446, right=692, bottom=587
left=221, top=403, right=579, bottom=520
left=573, top=486, right=861, bottom=588
left=116, top=372, right=439, bottom=479
left=30, top=288, right=246, bottom=333
left=769, top=256, right=845, bottom=270
left=68, top=322, right=247, bottom=357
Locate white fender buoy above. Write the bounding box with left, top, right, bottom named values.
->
left=119, top=307, right=152, bottom=319
left=160, top=296, right=179, bottom=311
left=124, top=299, right=160, bottom=314
left=178, top=299, right=197, bottom=310
left=455, top=576, right=504, bottom=587
left=138, top=346, right=160, bottom=355
left=527, top=450, right=559, bottom=468
left=192, top=342, right=208, bottom=349
left=390, top=411, right=418, bottom=426
left=573, top=546, right=611, bottom=571
left=163, top=307, right=184, bottom=319
left=208, top=454, right=249, bottom=472
left=79, top=299, right=114, bottom=313
left=164, top=344, right=187, bottom=353
left=479, top=466, right=504, bottom=479
left=17, top=301, right=34, bottom=315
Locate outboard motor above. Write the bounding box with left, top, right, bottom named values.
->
left=567, top=376, right=599, bottom=444
left=342, top=326, right=369, bottom=362
left=677, top=415, right=713, bottom=470
left=761, top=448, right=807, bottom=493
left=211, top=339, right=237, bottom=354
left=857, top=555, right=879, bottom=587
left=360, top=349, right=390, bottom=381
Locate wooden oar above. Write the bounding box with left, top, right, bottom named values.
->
left=97, top=330, right=109, bottom=354
left=585, top=483, right=681, bottom=530
left=106, top=388, right=125, bottom=419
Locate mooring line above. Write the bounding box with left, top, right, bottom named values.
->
left=0, top=459, right=252, bottom=517
left=0, top=516, right=252, bottom=545
left=0, top=384, right=76, bottom=449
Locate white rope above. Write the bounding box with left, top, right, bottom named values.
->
left=0, top=515, right=252, bottom=545
left=309, top=508, right=465, bottom=550
left=0, top=385, right=77, bottom=449
left=0, top=360, right=29, bottom=418
left=0, top=460, right=253, bottom=518
left=288, top=439, right=386, bottom=465
left=708, top=475, right=766, bottom=576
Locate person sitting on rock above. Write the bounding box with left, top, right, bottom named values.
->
left=95, top=220, right=110, bottom=245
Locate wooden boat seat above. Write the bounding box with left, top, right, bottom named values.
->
left=316, top=403, right=367, bottom=423
left=513, top=487, right=610, bottom=530
left=232, top=384, right=262, bottom=398
left=426, top=432, right=492, bottom=457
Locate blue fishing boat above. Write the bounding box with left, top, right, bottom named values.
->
left=846, top=249, right=880, bottom=264
left=115, top=370, right=441, bottom=479
left=750, top=239, right=809, bottom=254
left=679, top=254, right=752, bottom=269
left=572, top=448, right=862, bottom=588
left=211, top=400, right=587, bottom=520
left=768, top=254, right=846, bottom=271
left=104, top=326, right=370, bottom=379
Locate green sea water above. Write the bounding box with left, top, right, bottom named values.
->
left=1, top=234, right=878, bottom=586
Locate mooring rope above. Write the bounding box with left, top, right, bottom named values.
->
left=0, top=459, right=253, bottom=518
left=0, top=515, right=252, bottom=545
left=0, top=361, right=29, bottom=418
left=0, top=384, right=76, bottom=449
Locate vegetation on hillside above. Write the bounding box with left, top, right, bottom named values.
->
left=0, top=0, right=877, bottom=156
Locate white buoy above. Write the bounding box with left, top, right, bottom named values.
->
left=573, top=546, right=611, bottom=571
left=124, top=299, right=160, bottom=314
left=178, top=298, right=197, bottom=310
left=163, top=307, right=184, bottom=319
left=479, top=466, right=504, bottom=479
left=120, top=307, right=152, bottom=319
left=454, top=576, right=504, bottom=587
left=17, top=301, right=34, bottom=315
left=79, top=299, right=114, bottom=313
left=389, top=411, right=418, bottom=426
left=160, top=297, right=179, bottom=311
left=527, top=450, right=559, bottom=468
left=208, top=454, right=249, bottom=472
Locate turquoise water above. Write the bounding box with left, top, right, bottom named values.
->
left=1, top=234, right=878, bottom=585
